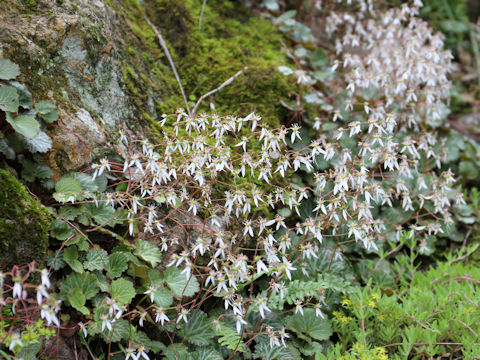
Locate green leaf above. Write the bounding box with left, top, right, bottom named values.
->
left=9, top=81, right=32, bottom=109
left=84, top=249, right=108, bottom=271
left=87, top=203, right=117, bottom=226
left=58, top=206, right=81, bottom=221
left=132, top=330, right=153, bottom=350
left=30, top=163, right=53, bottom=179
left=50, top=218, right=74, bottom=240
left=191, top=348, right=222, bottom=360
left=162, top=344, right=191, bottom=360
left=35, top=101, right=55, bottom=114
left=67, top=288, right=89, bottom=315
left=5, top=113, right=40, bottom=139
left=72, top=172, right=106, bottom=192
left=147, top=268, right=164, bottom=286
left=23, top=131, right=52, bottom=153
left=63, top=246, right=84, bottom=273
left=153, top=287, right=173, bottom=307
left=253, top=342, right=294, bottom=360
left=6, top=132, right=25, bottom=152
left=93, top=271, right=111, bottom=292
left=300, top=341, right=323, bottom=356
left=107, top=252, right=128, bottom=278
left=282, top=309, right=332, bottom=341
left=459, top=161, right=479, bottom=180
left=62, top=272, right=99, bottom=302
left=104, top=319, right=130, bottom=342
left=0, top=59, right=20, bottom=80
left=216, top=325, right=246, bottom=352
left=55, top=176, right=82, bottom=195
left=0, top=137, right=15, bottom=160
left=111, top=278, right=136, bottom=305
left=165, top=267, right=199, bottom=297
left=0, top=86, right=19, bottom=112
left=35, top=101, right=58, bottom=124
left=179, top=310, right=214, bottom=345
left=134, top=239, right=162, bottom=267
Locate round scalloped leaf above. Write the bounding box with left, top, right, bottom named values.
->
left=282, top=308, right=332, bottom=341
left=62, top=272, right=99, bottom=302
left=107, top=252, right=128, bottom=279
left=253, top=342, right=294, bottom=360
left=67, top=288, right=89, bottom=315
left=84, top=248, right=108, bottom=271
left=111, top=278, right=136, bottom=305
left=6, top=113, right=40, bottom=139
left=9, top=81, right=32, bottom=109
left=0, top=137, right=15, bottom=160
left=103, top=319, right=131, bottom=342
left=153, top=287, right=173, bottom=307
left=134, top=239, right=162, bottom=267
left=24, top=131, right=52, bottom=153
left=35, top=101, right=59, bottom=123
left=0, top=86, right=19, bottom=112
left=191, top=348, right=223, bottom=360
left=164, top=267, right=200, bottom=297
left=0, top=59, right=20, bottom=80
left=179, top=310, right=214, bottom=345
left=55, top=176, right=82, bottom=194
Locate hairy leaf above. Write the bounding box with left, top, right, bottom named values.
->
left=84, top=249, right=109, bottom=271
left=6, top=113, right=40, bottom=139
left=253, top=342, right=294, bottom=360
left=0, top=59, right=20, bottom=80
left=179, top=310, right=214, bottom=345
left=282, top=309, right=332, bottom=341
left=134, top=239, right=162, bottom=267
left=111, top=278, right=136, bottom=305
left=165, top=267, right=199, bottom=297
left=24, top=131, right=52, bottom=153
left=107, top=252, right=128, bottom=278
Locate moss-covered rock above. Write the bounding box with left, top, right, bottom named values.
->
left=113, top=0, right=297, bottom=132
left=0, top=169, right=51, bottom=269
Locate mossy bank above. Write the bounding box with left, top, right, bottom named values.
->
left=0, top=169, right=51, bottom=269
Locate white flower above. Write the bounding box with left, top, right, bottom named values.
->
left=125, top=347, right=137, bottom=360
left=41, top=304, right=60, bottom=327
left=290, top=124, right=301, bottom=143
left=280, top=257, right=296, bottom=280
left=12, top=280, right=22, bottom=299
left=235, top=314, right=247, bottom=334
left=243, top=220, right=254, bottom=237
left=9, top=332, right=23, bottom=351
left=78, top=322, right=88, bottom=337
left=138, top=311, right=147, bottom=327
left=279, top=328, right=290, bottom=347
left=177, top=308, right=189, bottom=323
left=256, top=297, right=271, bottom=319
left=294, top=300, right=304, bottom=315
left=155, top=307, right=170, bottom=325
left=36, top=284, right=49, bottom=305
left=137, top=345, right=150, bottom=360
left=144, top=286, right=157, bottom=303
left=315, top=304, right=325, bottom=319
left=41, top=268, right=51, bottom=288
left=101, top=314, right=113, bottom=332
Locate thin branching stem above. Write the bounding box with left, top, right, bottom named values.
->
left=145, top=16, right=192, bottom=117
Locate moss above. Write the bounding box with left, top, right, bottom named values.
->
left=112, top=0, right=297, bottom=130
left=23, top=0, right=37, bottom=11
left=0, top=169, right=51, bottom=270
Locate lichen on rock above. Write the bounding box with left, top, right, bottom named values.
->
left=0, top=169, right=51, bottom=269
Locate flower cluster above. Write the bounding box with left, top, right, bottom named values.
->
left=58, top=1, right=461, bottom=357
left=0, top=263, right=57, bottom=354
